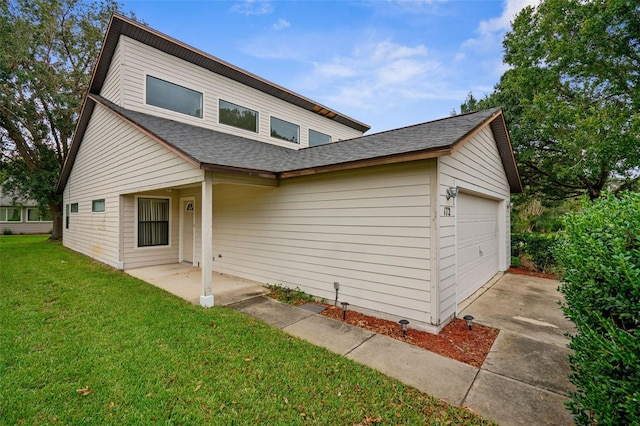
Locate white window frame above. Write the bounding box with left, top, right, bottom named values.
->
left=92, top=198, right=106, bottom=213
left=143, top=73, right=205, bottom=120
left=134, top=195, right=172, bottom=249
left=308, top=129, right=332, bottom=147
left=218, top=98, right=259, bottom=133
left=0, top=207, right=22, bottom=222
left=27, top=207, right=52, bottom=222
left=270, top=116, right=300, bottom=144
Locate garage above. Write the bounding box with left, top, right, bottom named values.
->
left=456, top=192, right=500, bottom=304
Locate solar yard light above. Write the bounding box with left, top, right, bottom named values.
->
left=463, top=315, right=475, bottom=330
left=284, top=287, right=291, bottom=301
left=399, top=319, right=410, bottom=338
left=341, top=302, right=350, bottom=321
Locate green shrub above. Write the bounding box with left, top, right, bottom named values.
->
left=2, top=228, right=12, bottom=235
left=554, top=192, right=640, bottom=425
left=510, top=256, right=521, bottom=267
left=511, top=232, right=558, bottom=272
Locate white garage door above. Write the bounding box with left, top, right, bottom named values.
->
left=457, top=193, right=500, bottom=304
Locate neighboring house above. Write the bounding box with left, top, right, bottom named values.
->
left=0, top=186, right=52, bottom=235
left=57, top=14, right=521, bottom=332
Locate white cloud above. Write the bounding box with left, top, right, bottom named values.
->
left=230, top=0, right=273, bottom=16
left=459, top=0, right=540, bottom=78
left=273, top=18, right=290, bottom=30
left=478, top=0, right=539, bottom=35
left=296, top=40, right=454, bottom=114
left=463, top=0, right=539, bottom=50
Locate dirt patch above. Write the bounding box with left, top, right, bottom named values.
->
left=508, top=266, right=557, bottom=280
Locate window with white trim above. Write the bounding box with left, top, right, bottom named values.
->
left=27, top=208, right=52, bottom=222
left=92, top=199, right=105, bottom=213
left=270, top=116, right=299, bottom=144
left=309, top=129, right=332, bottom=147
left=219, top=99, right=258, bottom=132
left=146, top=75, right=203, bottom=118
left=138, top=198, right=170, bottom=247
left=0, top=207, right=21, bottom=222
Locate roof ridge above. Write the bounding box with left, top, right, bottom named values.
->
left=298, top=107, right=502, bottom=151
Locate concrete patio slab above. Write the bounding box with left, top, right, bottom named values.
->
left=126, top=264, right=269, bottom=306
left=464, top=369, right=573, bottom=426
left=283, top=315, right=376, bottom=355
left=347, top=333, right=479, bottom=406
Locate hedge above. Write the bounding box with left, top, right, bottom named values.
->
left=554, top=192, right=640, bottom=425
left=511, top=232, right=559, bottom=272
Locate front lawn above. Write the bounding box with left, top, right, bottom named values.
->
left=0, top=236, right=491, bottom=424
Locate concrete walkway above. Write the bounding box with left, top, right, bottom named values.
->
left=130, top=265, right=575, bottom=425
left=229, top=274, right=575, bottom=426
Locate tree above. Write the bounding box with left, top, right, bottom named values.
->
left=461, top=0, right=640, bottom=200
left=0, top=0, right=129, bottom=239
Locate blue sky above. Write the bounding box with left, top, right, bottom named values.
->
left=120, top=0, right=539, bottom=134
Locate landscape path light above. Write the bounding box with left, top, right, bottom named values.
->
left=463, top=315, right=475, bottom=330
left=399, top=319, right=410, bottom=338
left=341, top=302, right=350, bottom=321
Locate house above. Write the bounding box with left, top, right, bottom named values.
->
left=0, top=185, right=52, bottom=235
left=57, top=14, right=521, bottom=332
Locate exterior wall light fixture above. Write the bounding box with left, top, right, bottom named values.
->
left=446, top=187, right=459, bottom=200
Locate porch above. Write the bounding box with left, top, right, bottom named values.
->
left=126, top=263, right=270, bottom=306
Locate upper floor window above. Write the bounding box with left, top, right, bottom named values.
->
left=271, top=117, right=299, bottom=144
left=219, top=100, right=258, bottom=133
left=0, top=207, right=21, bottom=222
left=309, top=129, right=332, bottom=147
left=146, top=75, right=203, bottom=118
left=70, top=203, right=79, bottom=213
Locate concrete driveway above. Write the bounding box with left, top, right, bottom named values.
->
left=460, top=273, right=576, bottom=425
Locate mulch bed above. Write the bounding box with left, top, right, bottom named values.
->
left=320, top=305, right=499, bottom=368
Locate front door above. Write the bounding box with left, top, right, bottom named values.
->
left=181, top=198, right=195, bottom=264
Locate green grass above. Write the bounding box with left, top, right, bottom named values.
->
left=0, top=236, right=493, bottom=425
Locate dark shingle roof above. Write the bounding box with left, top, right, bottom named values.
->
left=98, top=97, right=289, bottom=173
left=89, top=95, right=521, bottom=192
left=283, top=108, right=501, bottom=172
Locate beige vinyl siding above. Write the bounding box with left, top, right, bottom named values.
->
left=100, top=36, right=122, bottom=104
left=211, top=162, right=433, bottom=327
left=437, top=127, right=511, bottom=321
left=118, top=37, right=363, bottom=147
left=63, top=104, right=203, bottom=269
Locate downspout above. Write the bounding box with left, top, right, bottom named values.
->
left=429, top=159, right=440, bottom=326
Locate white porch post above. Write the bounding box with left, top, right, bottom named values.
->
left=200, top=172, right=214, bottom=307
